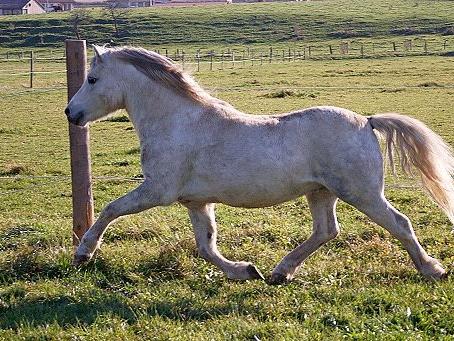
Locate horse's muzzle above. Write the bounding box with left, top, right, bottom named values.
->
left=65, top=107, right=85, bottom=126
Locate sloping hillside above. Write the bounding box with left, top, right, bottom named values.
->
left=0, top=0, right=453, bottom=49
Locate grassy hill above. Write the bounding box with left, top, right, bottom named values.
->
left=0, top=0, right=453, bottom=50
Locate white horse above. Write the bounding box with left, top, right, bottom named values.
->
left=65, top=46, right=454, bottom=284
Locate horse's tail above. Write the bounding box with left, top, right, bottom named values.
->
left=368, top=113, right=454, bottom=225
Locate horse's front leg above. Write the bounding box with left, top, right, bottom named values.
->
left=187, top=203, right=264, bottom=281
left=74, top=180, right=162, bottom=265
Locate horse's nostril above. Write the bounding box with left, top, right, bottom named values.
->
left=65, top=107, right=70, bottom=116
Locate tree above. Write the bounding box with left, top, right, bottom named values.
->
left=104, top=1, right=129, bottom=38
left=68, top=9, right=91, bottom=40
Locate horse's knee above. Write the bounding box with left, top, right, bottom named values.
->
left=197, top=246, right=214, bottom=262
left=327, top=225, right=340, bottom=240
left=320, top=224, right=340, bottom=242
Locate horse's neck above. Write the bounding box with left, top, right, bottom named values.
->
left=125, top=86, right=211, bottom=143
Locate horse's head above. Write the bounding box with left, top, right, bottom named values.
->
left=65, top=45, right=126, bottom=126
left=65, top=45, right=212, bottom=126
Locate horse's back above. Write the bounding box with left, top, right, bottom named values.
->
left=178, top=105, right=383, bottom=207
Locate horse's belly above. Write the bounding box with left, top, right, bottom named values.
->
left=181, top=180, right=323, bottom=208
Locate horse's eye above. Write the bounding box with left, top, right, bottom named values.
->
left=88, top=76, right=97, bottom=84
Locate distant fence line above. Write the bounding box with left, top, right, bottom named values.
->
left=1, top=37, right=453, bottom=88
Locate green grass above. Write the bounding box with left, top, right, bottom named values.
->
left=1, top=53, right=454, bottom=339
left=1, top=0, right=454, bottom=339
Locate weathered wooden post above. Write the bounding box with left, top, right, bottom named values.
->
left=65, top=39, right=94, bottom=247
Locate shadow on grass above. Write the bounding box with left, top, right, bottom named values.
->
left=0, top=249, right=134, bottom=286
left=0, top=290, right=261, bottom=329
left=0, top=294, right=136, bottom=329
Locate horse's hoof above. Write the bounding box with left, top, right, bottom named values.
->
left=268, top=273, right=291, bottom=285
left=246, top=264, right=265, bottom=280
left=73, top=254, right=91, bottom=267
left=421, top=262, right=446, bottom=281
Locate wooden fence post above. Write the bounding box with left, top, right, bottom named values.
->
left=29, top=51, right=34, bottom=88
left=65, top=39, right=94, bottom=247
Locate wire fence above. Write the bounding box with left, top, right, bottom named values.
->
left=1, top=36, right=454, bottom=91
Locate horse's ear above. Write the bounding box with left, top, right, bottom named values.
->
left=92, top=45, right=105, bottom=63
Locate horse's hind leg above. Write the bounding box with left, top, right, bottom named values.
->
left=187, top=203, right=264, bottom=280
left=269, top=189, right=339, bottom=285
left=349, top=194, right=446, bottom=280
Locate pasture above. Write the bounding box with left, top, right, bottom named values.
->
left=1, top=0, right=454, bottom=338
left=1, top=52, right=453, bottom=339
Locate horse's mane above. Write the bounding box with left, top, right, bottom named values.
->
left=108, top=46, right=212, bottom=105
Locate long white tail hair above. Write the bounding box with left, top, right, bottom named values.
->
left=369, top=113, right=454, bottom=225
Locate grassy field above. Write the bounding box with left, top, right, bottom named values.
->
left=1, top=0, right=454, bottom=339
left=1, top=53, right=454, bottom=339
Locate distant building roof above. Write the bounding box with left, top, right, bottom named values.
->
left=36, top=0, right=76, bottom=3
left=0, top=0, right=33, bottom=9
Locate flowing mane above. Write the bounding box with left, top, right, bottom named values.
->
left=108, top=46, right=212, bottom=104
